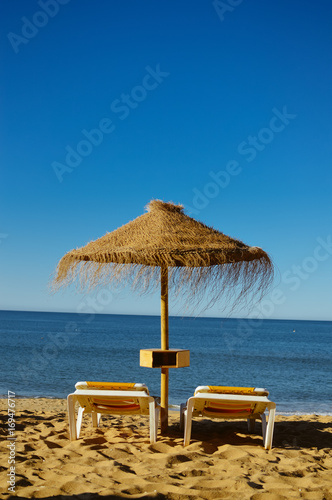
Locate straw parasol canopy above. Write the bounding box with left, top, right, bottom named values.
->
left=53, top=199, right=273, bottom=303
left=53, top=199, right=273, bottom=432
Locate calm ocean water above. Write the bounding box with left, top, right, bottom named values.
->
left=1, top=310, right=331, bottom=415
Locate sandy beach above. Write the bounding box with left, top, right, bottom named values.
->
left=0, top=398, right=331, bottom=499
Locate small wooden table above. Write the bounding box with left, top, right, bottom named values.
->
left=140, top=349, right=190, bottom=368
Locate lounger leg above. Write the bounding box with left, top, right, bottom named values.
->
left=154, top=406, right=160, bottom=443
left=67, top=395, right=77, bottom=441
left=261, top=413, right=267, bottom=447
left=183, top=399, right=194, bottom=447
left=91, top=411, right=98, bottom=428
left=180, top=403, right=186, bottom=432
left=247, top=418, right=256, bottom=433
left=264, top=404, right=276, bottom=450
left=76, top=407, right=84, bottom=439
left=149, top=400, right=159, bottom=444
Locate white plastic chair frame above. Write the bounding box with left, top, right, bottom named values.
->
left=67, top=388, right=160, bottom=444
left=180, top=392, right=276, bottom=449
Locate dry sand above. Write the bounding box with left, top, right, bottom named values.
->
left=0, top=398, right=331, bottom=499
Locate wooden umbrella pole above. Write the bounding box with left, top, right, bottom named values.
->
left=160, top=263, right=169, bottom=434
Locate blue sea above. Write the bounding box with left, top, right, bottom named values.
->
left=1, top=310, right=331, bottom=415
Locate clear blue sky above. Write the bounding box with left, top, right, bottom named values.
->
left=1, top=0, right=331, bottom=320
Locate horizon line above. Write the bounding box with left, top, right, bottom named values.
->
left=0, top=308, right=331, bottom=323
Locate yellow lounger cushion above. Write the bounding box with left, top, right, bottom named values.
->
left=194, top=386, right=269, bottom=396
left=75, top=381, right=149, bottom=393
left=88, top=397, right=142, bottom=413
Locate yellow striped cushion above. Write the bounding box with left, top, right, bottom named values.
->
left=203, top=400, right=253, bottom=415
left=86, top=382, right=136, bottom=390
left=195, top=386, right=269, bottom=396
left=75, top=382, right=149, bottom=393
left=209, top=386, right=256, bottom=394
left=90, top=397, right=141, bottom=412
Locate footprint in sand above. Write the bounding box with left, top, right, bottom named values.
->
left=82, top=436, right=108, bottom=446
left=43, top=439, right=63, bottom=449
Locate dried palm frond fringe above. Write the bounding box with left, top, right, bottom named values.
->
left=52, top=200, right=273, bottom=310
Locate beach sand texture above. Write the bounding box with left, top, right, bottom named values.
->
left=0, top=398, right=331, bottom=499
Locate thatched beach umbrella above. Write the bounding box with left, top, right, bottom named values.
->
left=53, top=200, right=273, bottom=432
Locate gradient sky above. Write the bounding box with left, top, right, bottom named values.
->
left=1, top=0, right=331, bottom=320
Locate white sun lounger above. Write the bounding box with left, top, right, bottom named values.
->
left=180, top=386, right=276, bottom=449
left=67, top=381, right=160, bottom=444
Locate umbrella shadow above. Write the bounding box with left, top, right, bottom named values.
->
left=174, top=417, right=332, bottom=451
left=273, top=418, right=332, bottom=450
